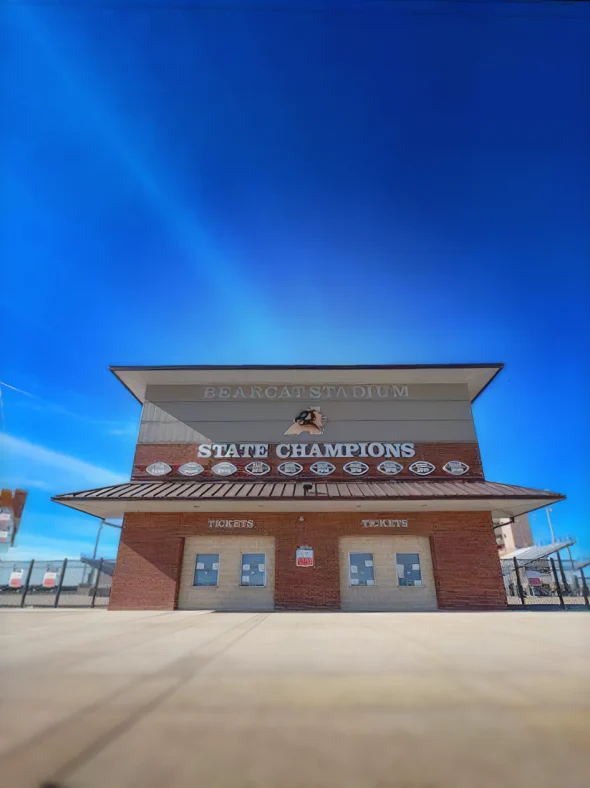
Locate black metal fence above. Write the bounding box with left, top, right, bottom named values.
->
left=501, top=556, right=589, bottom=609
left=0, top=558, right=114, bottom=608
left=1, top=555, right=587, bottom=610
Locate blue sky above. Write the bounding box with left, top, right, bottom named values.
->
left=1, top=0, right=589, bottom=560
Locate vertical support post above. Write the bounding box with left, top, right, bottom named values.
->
left=54, top=558, right=68, bottom=608
left=550, top=557, right=565, bottom=609
left=513, top=557, right=526, bottom=606
left=556, top=551, right=570, bottom=596
left=92, top=519, right=105, bottom=560
left=580, top=571, right=589, bottom=610
left=91, top=559, right=103, bottom=608
left=20, top=560, right=35, bottom=608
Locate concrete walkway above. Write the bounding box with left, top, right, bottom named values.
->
left=0, top=610, right=588, bottom=788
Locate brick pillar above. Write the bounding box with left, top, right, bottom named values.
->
left=430, top=512, right=507, bottom=610
left=274, top=516, right=340, bottom=610
left=109, top=515, right=184, bottom=610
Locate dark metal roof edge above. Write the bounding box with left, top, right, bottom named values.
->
left=50, top=497, right=106, bottom=518
left=499, top=499, right=567, bottom=518
left=110, top=363, right=505, bottom=404
left=471, top=364, right=504, bottom=404
left=50, top=481, right=145, bottom=501
left=52, top=479, right=566, bottom=502
left=52, top=491, right=567, bottom=503
left=109, top=367, right=143, bottom=404
left=109, top=363, right=505, bottom=371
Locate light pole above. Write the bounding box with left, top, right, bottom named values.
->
left=546, top=507, right=556, bottom=544
left=86, top=518, right=121, bottom=586
left=92, top=518, right=122, bottom=560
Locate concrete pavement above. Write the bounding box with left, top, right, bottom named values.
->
left=0, top=610, right=588, bottom=788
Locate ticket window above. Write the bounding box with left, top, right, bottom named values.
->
left=349, top=553, right=375, bottom=586
left=396, top=553, right=423, bottom=587
left=179, top=537, right=275, bottom=611
left=241, top=553, right=266, bottom=587
left=194, top=554, right=220, bottom=587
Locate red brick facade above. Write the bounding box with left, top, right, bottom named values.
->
left=111, top=528, right=184, bottom=611
left=430, top=517, right=508, bottom=610
left=109, top=510, right=506, bottom=611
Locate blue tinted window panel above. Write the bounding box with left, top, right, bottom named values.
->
left=241, top=553, right=266, bottom=587
left=349, top=553, right=375, bottom=586
left=194, top=554, right=219, bottom=586
left=396, top=553, right=422, bottom=587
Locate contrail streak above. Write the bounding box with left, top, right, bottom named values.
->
left=0, top=380, right=36, bottom=398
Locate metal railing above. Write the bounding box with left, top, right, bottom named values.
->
left=501, top=556, right=589, bottom=609
left=1, top=555, right=587, bottom=610
left=0, top=559, right=114, bottom=608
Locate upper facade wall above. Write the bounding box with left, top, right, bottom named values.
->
left=138, top=381, right=477, bottom=444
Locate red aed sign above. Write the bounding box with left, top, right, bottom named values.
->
left=9, top=570, right=24, bottom=589
left=296, top=547, right=314, bottom=567
left=43, top=571, right=58, bottom=589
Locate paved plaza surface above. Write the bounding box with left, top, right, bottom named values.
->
left=0, top=610, right=588, bottom=788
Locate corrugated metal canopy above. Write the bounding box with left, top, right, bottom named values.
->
left=80, top=557, right=117, bottom=577
left=52, top=479, right=565, bottom=520
left=501, top=541, right=576, bottom=563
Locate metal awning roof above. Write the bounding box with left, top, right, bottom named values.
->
left=501, top=541, right=576, bottom=563
left=80, top=557, right=117, bottom=576
left=110, top=363, right=503, bottom=404
left=52, top=479, right=564, bottom=519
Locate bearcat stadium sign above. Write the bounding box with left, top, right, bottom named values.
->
left=202, top=384, right=409, bottom=400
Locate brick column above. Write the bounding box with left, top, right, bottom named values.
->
left=109, top=516, right=184, bottom=610
left=430, top=512, right=507, bottom=610
left=274, top=517, right=340, bottom=610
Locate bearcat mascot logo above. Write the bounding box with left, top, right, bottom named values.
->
left=284, top=408, right=325, bottom=436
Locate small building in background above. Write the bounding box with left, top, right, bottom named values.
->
left=495, top=514, right=534, bottom=556
left=0, top=489, right=28, bottom=554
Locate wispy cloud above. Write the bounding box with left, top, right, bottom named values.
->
left=7, top=533, right=120, bottom=561
left=2, top=434, right=126, bottom=488
left=108, top=421, right=138, bottom=438
left=1, top=478, right=53, bottom=492
left=13, top=396, right=108, bottom=426
left=6, top=515, right=122, bottom=560
left=6, top=546, right=86, bottom=561
left=0, top=377, right=138, bottom=436
left=16, top=511, right=120, bottom=538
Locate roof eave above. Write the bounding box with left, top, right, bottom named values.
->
left=52, top=491, right=565, bottom=521
left=109, top=363, right=505, bottom=405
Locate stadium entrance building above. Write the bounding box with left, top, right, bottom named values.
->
left=53, top=365, right=565, bottom=611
